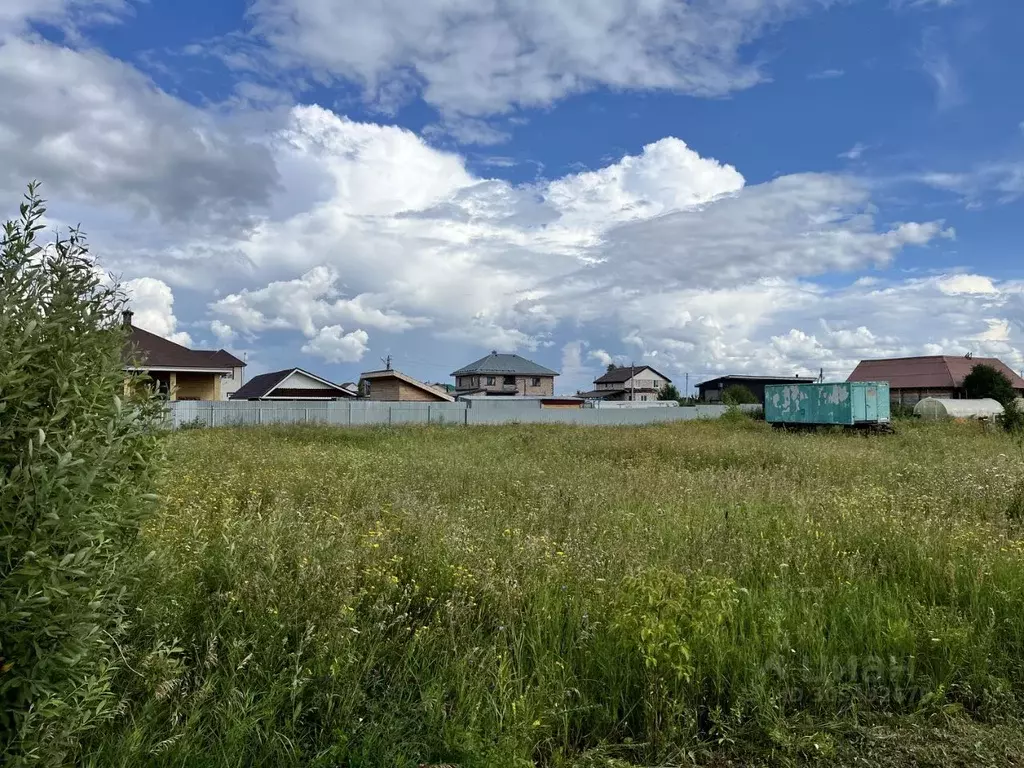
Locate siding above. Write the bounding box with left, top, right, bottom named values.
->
left=168, top=399, right=755, bottom=428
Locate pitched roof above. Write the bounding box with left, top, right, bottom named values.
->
left=697, top=374, right=816, bottom=388
left=847, top=356, right=1024, bottom=390
left=360, top=368, right=456, bottom=402
left=451, top=351, right=559, bottom=377
left=594, top=365, right=671, bottom=384
left=230, top=368, right=354, bottom=399
left=576, top=388, right=625, bottom=399
left=124, top=326, right=244, bottom=370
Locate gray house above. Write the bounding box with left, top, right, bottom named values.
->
left=452, top=351, right=559, bottom=396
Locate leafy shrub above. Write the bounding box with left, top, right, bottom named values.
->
left=722, top=384, right=758, bottom=405
left=963, top=363, right=1017, bottom=406
left=658, top=383, right=681, bottom=401
left=891, top=403, right=916, bottom=420
left=0, top=186, right=163, bottom=765
left=999, top=397, right=1024, bottom=434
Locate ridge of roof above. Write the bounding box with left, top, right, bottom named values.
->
left=594, top=365, right=672, bottom=384
left=230, top=367, right=354, bottom=400
left=451, top=352, right=559, bottom=377
left=360, top=368, right=456, bottom=401
left=124, top=325, right=238, bottom=370
left=847, top=355, right=1024, bottom=389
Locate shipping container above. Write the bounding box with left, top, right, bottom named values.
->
left=764, top=382, right=891, bottom=428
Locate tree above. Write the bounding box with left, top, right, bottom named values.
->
left=0, top=185, right=163, bottom=765
left=962, top=363, right=1017, bottom=406
left=659, top=383, right=681, bottom=401
left=722, top=384, right=758, bottom=405
left=606, top=363, right=618, bottom=373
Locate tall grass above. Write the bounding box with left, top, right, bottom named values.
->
left=88, top=420, right=1024, bottom=766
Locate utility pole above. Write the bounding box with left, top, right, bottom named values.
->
left=819, top=367, right=824, bottom=383
left=630, top=362, right=635, bottom=402
left=381, top=355, right=392, bottom=371
left=685, top=372, right=689, bottom=402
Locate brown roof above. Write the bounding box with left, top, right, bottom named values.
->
left=594, top=365, right=672, bottom=385
left=360, top=368, right=455, bottom=402
left=124, top=326, right=245, bottom=370
left=847, top=356, right=1024, bottom=390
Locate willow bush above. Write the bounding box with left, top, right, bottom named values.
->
left=0, top=186, right=163, bottom=765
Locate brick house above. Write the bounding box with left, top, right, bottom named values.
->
left=452, top=351, right=559, bottom=396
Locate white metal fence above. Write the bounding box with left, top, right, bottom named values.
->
left=168, top=399, right=757, bottom=429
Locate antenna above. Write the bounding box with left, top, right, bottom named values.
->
left=381, top=354, right=392, bottom=371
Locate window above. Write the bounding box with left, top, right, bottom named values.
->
left=531, top=377, right=541, bottom=386
left=487, top=376, right=496, bottom=386
left=363, top=381, right=371, bottom=396
left=503, top=376, right=515, bottom=386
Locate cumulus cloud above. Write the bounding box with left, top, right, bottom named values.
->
left=0, top=37, right=278, bottom=225
left=211, top=265, right=430, bottom=337
left=248, top=0, right=833, bottom=127
left=124, top=276, right=192, bottom=346
left=301, top=325, right=370, bottom=362
left=111, top=105, right=958, bottom=378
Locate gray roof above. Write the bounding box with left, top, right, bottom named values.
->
left=594, top=365, right=671, bottom=385
left=451, top=351, right=559, bottom=377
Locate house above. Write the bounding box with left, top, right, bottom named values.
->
left=452, top=351, right=559, bottom=396
left=230, top=368, right=355, bottom=400
left=577, top=365, right=672, bottom=403
left=847, top=355, right=1024, bottom=405
left=122, top=310, right=245, bottom=401
left=697, top=375, right=815, bottom=404
left=360, top=368, right=456, bottom=402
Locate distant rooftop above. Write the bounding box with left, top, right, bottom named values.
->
left=452, top=351, right=559, bottom=377
left=594, top=365, right=671, bottom=385
left=847, top=355, right=1024, bottom=390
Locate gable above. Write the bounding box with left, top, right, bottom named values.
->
left=280, top=370, right=336, bottom=390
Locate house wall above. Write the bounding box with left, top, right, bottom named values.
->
left=220, top=367, right=245, bottom=400
left=456, top=375, right=554, bottom=395
left=891, top=387, right=956, bottom=406
left=281, top=370, right=335, bottom=389
left=364, top=377, right=448, bottom=402
left=174, top=372, right=219, bottom=401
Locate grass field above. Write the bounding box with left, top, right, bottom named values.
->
left=85, top=419, right=1024, bottom=767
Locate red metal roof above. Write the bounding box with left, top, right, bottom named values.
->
left=847, top=356, right=1024, bottom=390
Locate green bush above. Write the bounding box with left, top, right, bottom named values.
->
left=0, top=186, right=163, bottom=765
left=999, top=397, right=1024, bottom=434
left=963, top=363, right=1017, bottom=406
left=721, top=384, right=758, bottom=405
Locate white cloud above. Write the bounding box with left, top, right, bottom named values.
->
left=212, top=265, right=430, bottom=337
left=919, top=30, right=963, bottom=110
left=110, top=105, right=954, bottom=370
left=248, top=0, right=834, bottom=127
left=894, top=0, right=956, bottom=8
left=0, top=37, right=278, bottom=224
left=124, top=276, right=192, bottom=346
left=839, top=142, right=867, bottom=160
left=301, top=325, right=370, bottom=362
left=807, top=68, right=845, bottom=80
left=0, top=0, right=131, bottom=38
left=210, top=319, right=237, bottom=343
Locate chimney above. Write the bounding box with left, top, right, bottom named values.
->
left=122, top=309, right=134, bottom=328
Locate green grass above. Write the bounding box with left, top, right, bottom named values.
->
left=84, top=419, right=1024, bottom=766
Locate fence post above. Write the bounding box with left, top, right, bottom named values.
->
left=258, top=407, right=262, bottom=426
left=210, top=405, right=216, bottom=428
left=304, top=407, right=309, bottom=423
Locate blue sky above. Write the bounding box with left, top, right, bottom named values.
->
left=3, top=0, right=1023, bottom=393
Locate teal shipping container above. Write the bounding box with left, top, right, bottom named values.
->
left=764, top=382, right=891, bottom=426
